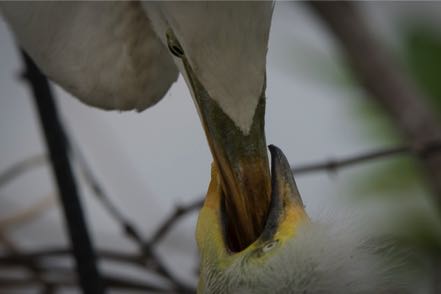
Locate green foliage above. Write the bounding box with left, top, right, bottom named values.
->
left=351, top=27, right=441, bottom=255
left=405, top=28, right=441, bottom=114
left=349, top=27, right=441, bottom=199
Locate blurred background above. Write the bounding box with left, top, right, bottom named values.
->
left=1, top=1, right=441, bottom=293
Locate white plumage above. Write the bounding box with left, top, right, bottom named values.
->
left=199, top=219, right=403, bottom=294
left=1, top=1, right=178, bottom=111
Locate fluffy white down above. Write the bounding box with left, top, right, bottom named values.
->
left=200, top=214, right=407, bottom=294
left=0, top=1, right=178, bottom=111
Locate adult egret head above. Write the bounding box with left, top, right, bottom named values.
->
left=1, top=2, right=403, bottom=293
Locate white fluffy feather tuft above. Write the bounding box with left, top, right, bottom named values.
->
left=202, top=210, right=409, bottom=294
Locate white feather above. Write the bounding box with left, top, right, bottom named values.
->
left=1, top=1, right=178, bottom=111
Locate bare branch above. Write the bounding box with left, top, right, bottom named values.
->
left=292, top=141, right=441, bottom=175
left=0, top=248, right=141, bottom=268
left=0, top=194, right=55, bottom=230
left=149, top=198, right=204, bottom=247
left=0, top=274, right=171, bottom=292
left=0, top=233, right=53, bottom=292
left=0, top=154, right=46, bottom=188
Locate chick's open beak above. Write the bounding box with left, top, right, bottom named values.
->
left=196, top=145, right=308, bottom=259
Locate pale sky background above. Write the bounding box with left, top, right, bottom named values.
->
left=1, top=2, right=440, bottom=293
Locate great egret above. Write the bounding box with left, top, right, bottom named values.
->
left=1, top=2, right=405, bottom=293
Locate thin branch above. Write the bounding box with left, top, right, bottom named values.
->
left=0, top=233, right=54, bottom=292
left=0, top=274, right=171, bottom=293
left=149, top=198, right=204, bottom=247
left=0, top=194, right=54, bottom=230
left=0, top=154, right=46, bottom=188
left=292, top=141, right=441, bottom=175
left=0, top=248, right=141, bottom=268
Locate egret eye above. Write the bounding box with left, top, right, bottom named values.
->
left=262, top=240, right=278, bottom=253
left=166, top=31, right=184, bottom=58
left=168, top=43, right=184, bottom=58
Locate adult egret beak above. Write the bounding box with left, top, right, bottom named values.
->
left=181, top=55, right=271, bottom=252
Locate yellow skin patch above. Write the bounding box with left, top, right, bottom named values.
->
left=274, top=203, right=308, bottom=243
left=196, top=164, right=308, bottom=291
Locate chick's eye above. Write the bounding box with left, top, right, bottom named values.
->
left=262, top=240, right=278, bottom=253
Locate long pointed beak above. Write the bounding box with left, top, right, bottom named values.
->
left=182, top=60, right=271, bottom=252
left=259, top=145, right=307, bottom=242
left=202, top=94, right=271, bottom=252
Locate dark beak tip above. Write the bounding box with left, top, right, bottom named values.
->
left=268, top=144, right=292, bottom=178
left=268, top=144, right=280, bottom=157
left=268, top=144, right=304, bottom=206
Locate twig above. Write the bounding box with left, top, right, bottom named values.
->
left=0, top=194, right=56, bottom=292
left=0, top=248, right=141, bottom=268
left=292, top=141, right=441, bottom=175
left=149, top=198, right=204, bottom=247
left=0, top=233, right=54, bottom=292
left=0, top=194, right=54, bottom=230
left=0, top=154, right=46, bottom=188
left=0, top=274, right=170, bottom=292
